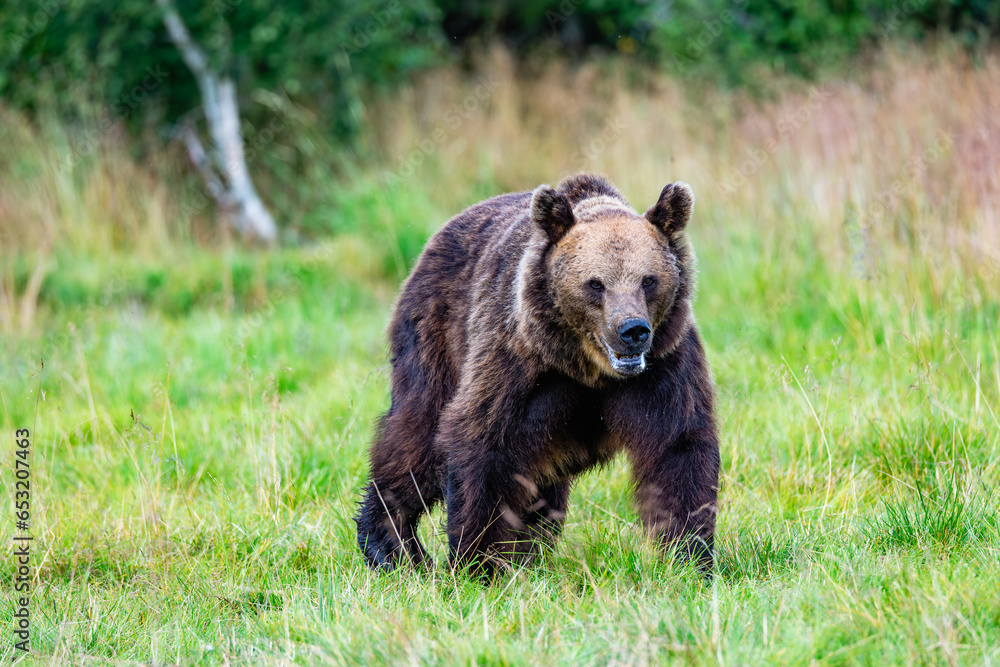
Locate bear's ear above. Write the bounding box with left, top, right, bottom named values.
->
left=644, top=182, right=695, bottom=236
left=531, top=185, right=575, bottom=244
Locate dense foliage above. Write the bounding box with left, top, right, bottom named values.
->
left=2, top=0, right=998, bottom=135
left=439, top=0, right=1000, bottom=82
left=0, top=0, right=447, bottom=138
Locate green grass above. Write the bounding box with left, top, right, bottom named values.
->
left=1, top=191, right=999, bottom=665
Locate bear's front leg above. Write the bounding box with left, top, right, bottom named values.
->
left=444, top=452, right=534, bottom=578
left=628, top=425, right=719, bottom=569
left=437, top=351, right=567, bottom=578
left=605, top=330, right=721, bottom=571
left=445, top=465, right=571, bottom=577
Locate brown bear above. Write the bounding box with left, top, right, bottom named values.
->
left=356, top=173, right=719, bottom=577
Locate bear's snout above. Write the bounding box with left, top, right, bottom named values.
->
left=617, top=318, right=651, bottom=350
left=597, top=314, right=653, bottom=377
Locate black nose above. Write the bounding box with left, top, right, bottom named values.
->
left=618, top=318, right=651, bottom=347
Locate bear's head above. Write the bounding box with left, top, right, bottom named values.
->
left=529, top=175, right=695, bottom=379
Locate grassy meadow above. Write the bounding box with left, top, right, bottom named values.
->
left=2, top=46, right=999, bottom=664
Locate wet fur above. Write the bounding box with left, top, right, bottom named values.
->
left=356, top=173, right=719, bottom=578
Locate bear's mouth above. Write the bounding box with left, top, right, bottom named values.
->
left=597, top=336, right=647, bottom=376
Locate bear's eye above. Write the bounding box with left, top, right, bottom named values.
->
left=642, top=276, right=656, bottom=287
left=588, top=279, right=605, bottom=291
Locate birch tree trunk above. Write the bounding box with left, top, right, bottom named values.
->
left=156, top=0, right=278, bottom=244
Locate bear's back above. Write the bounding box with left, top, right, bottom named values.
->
left=387, top=191, right=535, bottom=378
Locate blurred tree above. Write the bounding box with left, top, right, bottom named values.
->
left=0, top=0, right=446, bottom=132
left=0, top=0, right=446, bottom=240
left=157, top=0, right=277, bottom=243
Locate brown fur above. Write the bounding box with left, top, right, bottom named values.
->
left=356, top=173, right=719, bottom=578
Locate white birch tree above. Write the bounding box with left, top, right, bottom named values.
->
left=156, top=0, right=277, bottom=244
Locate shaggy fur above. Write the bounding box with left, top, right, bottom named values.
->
left=356, top=173, right=720, bottom=578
